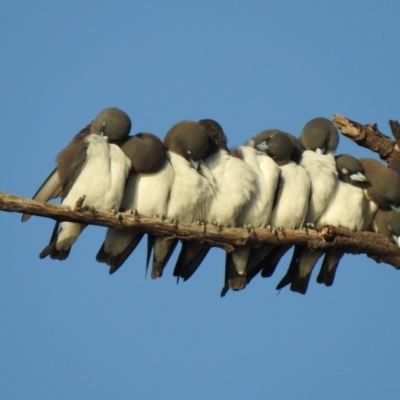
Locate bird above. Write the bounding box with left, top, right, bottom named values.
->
left=35, top=108, right=132, bottom=260
left=253, top=129, right=305, bottom=163
left=21, top=107, right=132, bottom=222
left=148, top=120, right=216, bottom=279
left=315, top=155, right=370, bottom=287
left=372, top=208, right=400, bottom=249
left=245, top=130, right=311, bottom=282
left=172, top=119, right=258, bottom=282
left=220, top=130, right=282, bottom=295
left=96, top=133, right=174, bottom=274
left=257, top=117, right=339, bottom=283
left=278, top=156, right=400, bottom=293
left=358, top=158, right=400, bottom=214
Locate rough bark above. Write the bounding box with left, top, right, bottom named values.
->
left=332, top=114, right=400, bottom=162
left=1, top=191, right=400, bottom=270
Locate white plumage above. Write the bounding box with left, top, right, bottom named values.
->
left=205, top=149, right=258, bottom=227
left=235, top=146, right=280, bottom=229
left=269, top=161, right=310, bottom=229
left=300, top=151, right=338, bottom=224
left=166, top=152, right=216, bottom=222
left=55, top=134, right=131, bottom=252
left=102, top=156, right=174, bottom=258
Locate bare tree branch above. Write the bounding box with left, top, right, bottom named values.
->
left=1, top=191, right=400, bottom=270
left=332, top=114, right=400, bottom=161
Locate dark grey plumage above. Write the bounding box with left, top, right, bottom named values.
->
left=373, top=209, right=400, bottom=248
left=359, top=158, right=400, bottom=211
left=249, top=129, right=304, bottom=163
left=299, top=117, right=339, bottom=154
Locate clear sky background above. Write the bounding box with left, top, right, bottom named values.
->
left=1, top=1, right=400, bottom=399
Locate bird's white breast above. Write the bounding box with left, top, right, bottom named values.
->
left=166, top=152, right=216, bottom=222
left=121, top=157, right=174, bottom=217
left=300, top=150, right=338, bottom=223
left=205, top=150, right=258, bottom=226
left=270, top=162, right=310, bottom=229
left=317, top=181, right=368, bottom=231
left=236, top=146, right=280, bottom=228
left=63, top=134, right=130, bottom=210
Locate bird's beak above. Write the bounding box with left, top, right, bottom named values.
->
left=256, top=141, right=269, bottom=152
left=350, top=172, right=368, bottom=182
left=190, top=159, right=199, bottom=170
left=392, top=235, right=400, bottom=249
left=390, top=205, right=400, bottom=213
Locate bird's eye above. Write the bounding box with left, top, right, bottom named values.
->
left=342, top=168, right=349, bottom=175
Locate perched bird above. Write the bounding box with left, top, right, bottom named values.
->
left=278, top=157, right=400, bottom=293
left=358, top=158, right=400, bottom=214
left=245, top=131, right=310, bottom=281
left=96, top=133, right=174, bottom=274
left=253, top=129, right=304, bottom=163
left=173, top=119, right=258, bottom=282
left=220, top=130, right=282, bottom=295
left=372, top=209, right=400, bottom=249
left=260, top=117, right=339, bottom=281
left=35, top=108, right=132, bottom=260
left=148, top=120, right=216, bottom=279
left=21, top=107, right=132, bottom=221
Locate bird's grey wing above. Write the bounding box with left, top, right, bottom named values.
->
left=96, top=232, right=145, bottom=275
left=260, top=245, right=292, bottom=278
left=173, top=241, right=210, bottom=281
left=276, top=245, right=302, bottom=290
left=21, top=167, right=62, bottom=222
left=316, top=249, right=344, bottom=287
left=151, top=237, right=179, bottom=279
left=61, top=145, right=89, bottom=200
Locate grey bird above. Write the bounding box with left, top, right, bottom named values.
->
left=32, top=108, right=132, bottom=260
left=253, top=129, right=304, bottom=163
left=245, top=131, right=310, bottom=283
left=21, top=107, right=132, bottom=222
left=220, top=130, right=283, bottom=295
left=372, top=209, right=400, bottom=248
left=148, top=120, right=216, bottom=279
left=96, top=133, right=174, bottom=274
left=173, top=119, right=258, bottom=282
left=255, top=118, right=339, bottom=281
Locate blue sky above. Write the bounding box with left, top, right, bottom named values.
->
left=1, top=1, right=400, bottom=399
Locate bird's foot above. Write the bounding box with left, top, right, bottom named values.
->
left=245, top=224, right=254, bottom=233
left=215, top=222, right=223, bottom=232
left=74, top=195, right=86, bottom=210
left=112, top=209, right=123, bottom=222
left=129, top=209, right=139, bottom=219
left=154, top=213, right=166, bottom=221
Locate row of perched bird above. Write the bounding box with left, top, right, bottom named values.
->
left=21, top=107, right=400, bottom=295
